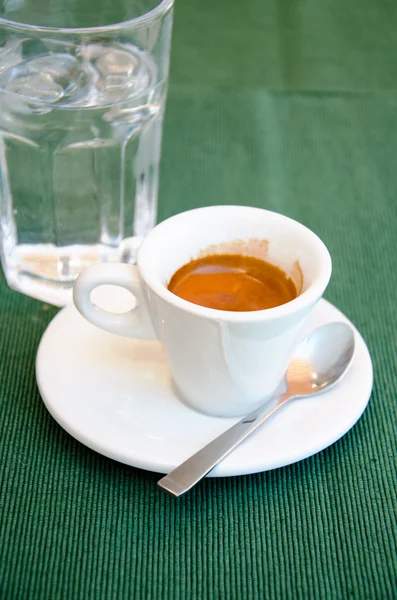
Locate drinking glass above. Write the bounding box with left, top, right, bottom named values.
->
left=0, top=0, right=174, bottom=305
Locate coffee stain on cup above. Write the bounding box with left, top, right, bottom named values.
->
left=198, top=238, right=270, bottom=260
left=290, top=261, right=304, bottom=294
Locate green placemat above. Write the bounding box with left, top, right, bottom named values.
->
left=1, top=0, right=397, bottom=597
left=1, top=87, right=396, bottom=600
left=171, top=0, right=397, bottom=91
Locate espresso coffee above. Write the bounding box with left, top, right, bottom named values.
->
left=168, top=253, right=297, bottom=311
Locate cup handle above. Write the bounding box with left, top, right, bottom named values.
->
left=73, top=263, right=156, bottom=339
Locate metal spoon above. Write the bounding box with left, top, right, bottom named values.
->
left=158, top=322, right=355, bottom=497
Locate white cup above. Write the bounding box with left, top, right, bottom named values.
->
left=73, top=206, right=332, bottom=417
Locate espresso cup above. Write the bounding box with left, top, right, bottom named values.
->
left=73, top=206, right=332, bottom=417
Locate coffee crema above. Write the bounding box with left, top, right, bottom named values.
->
left=168, top=253, right=298, bottom=311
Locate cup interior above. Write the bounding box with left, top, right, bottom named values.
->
left=138, top=206, right=331, bottom=316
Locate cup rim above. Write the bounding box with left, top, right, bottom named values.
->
left=138, top=206, right=332, bottom=323
left=0, top=0, right=173, bottom=34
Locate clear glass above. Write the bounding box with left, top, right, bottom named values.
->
left=0, top=0, right=174, bottom=305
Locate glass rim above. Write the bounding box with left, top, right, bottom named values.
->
left=0, top=0, right=173, bottom=34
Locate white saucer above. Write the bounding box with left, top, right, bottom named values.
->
left=36, top=289, right=373, bottom=477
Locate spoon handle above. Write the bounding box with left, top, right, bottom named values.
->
left=157, top=392, right=293, bottom=497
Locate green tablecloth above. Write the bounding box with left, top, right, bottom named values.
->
left=1, top=1, right=397, bottom=598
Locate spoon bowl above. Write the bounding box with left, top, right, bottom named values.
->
left=287, top=322, right=355, bottom=396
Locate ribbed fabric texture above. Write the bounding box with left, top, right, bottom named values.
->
left=1, top=0, right=397, bottom=597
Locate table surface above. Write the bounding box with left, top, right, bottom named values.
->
left=1, top=0, right=397, bottom=598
